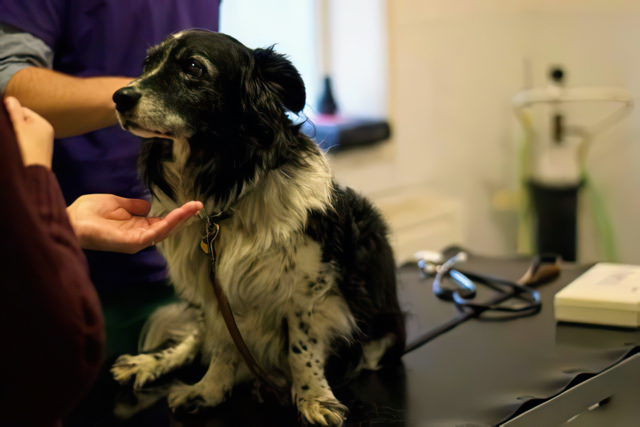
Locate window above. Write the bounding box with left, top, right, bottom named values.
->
left=219, top=0, right=388, bottom=119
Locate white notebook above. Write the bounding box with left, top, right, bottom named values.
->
left=554, top=263, right=640, bottom=328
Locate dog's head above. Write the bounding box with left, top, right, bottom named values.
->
left=113, top=29, right=309, bottom=205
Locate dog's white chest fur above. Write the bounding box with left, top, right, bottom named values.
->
left=150, top=148, right=354, bottom=371
left=160, top=216, right=336, bottom=349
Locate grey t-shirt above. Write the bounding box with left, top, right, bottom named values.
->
left=0, top=23, right=53, bottom=92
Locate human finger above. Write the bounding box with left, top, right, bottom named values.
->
left=4, top=96, right=26, bottom=127
left=145, top=201, right=203, bottom=226
left=141, top=201, right=203, bottom=246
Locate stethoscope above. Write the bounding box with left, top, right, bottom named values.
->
left=404, top=251, right=561, bottom=354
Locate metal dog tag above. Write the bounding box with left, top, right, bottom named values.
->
left=201, top=222, right=220, bottom=256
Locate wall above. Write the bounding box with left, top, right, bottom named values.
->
left=354, top=0, right=640, bottom=263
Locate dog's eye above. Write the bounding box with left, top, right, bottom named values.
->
left=185, top=60, right=203, bottom=78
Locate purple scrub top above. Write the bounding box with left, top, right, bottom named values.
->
left=0, top=0, right=220, bottom=291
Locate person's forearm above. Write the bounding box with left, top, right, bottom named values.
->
left=4, top=67, right=133, bottom=138
left=0, top=106, right=104, bottom=422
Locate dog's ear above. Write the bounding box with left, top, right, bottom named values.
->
left=250, top=46, right=306, bottom=113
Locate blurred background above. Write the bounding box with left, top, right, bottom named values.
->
left=221, top=0, right=640, bottom=266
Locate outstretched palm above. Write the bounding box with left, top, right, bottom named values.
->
left=67, top=194, right=203, bottom=254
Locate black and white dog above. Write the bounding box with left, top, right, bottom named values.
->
left=110, top=29, right=405, bottom=426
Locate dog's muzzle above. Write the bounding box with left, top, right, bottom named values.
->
left=113, top=87, right=142, bottom=113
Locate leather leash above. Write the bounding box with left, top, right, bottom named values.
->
left=200, top=212, right=287, bottom=399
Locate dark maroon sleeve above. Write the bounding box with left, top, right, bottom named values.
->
left=0, top=105, right=105, bottom=425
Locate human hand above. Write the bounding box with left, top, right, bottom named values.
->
left=4, top=96, right=54, bottom=168
left=67, top=194, right=204, bottom=254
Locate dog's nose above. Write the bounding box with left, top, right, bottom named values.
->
left=113, top=87, right=142, bottom=113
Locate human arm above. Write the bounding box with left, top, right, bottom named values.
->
left=0, top=97, right=104, bottom=424
left=0, top=23, right=132, bottom=138
left=4, top=67, right=132, bottom=138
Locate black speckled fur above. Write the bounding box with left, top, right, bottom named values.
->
left=306, top=185, right=406, bottom=381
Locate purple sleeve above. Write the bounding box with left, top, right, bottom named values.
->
left=0, top=0, right=68, bottom=50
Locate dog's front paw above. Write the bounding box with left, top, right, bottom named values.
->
left=298, top=397, right=348, bottom=426
left=111, top=354, right=161, bottom=389
left=167, top=382, right=225, bottom=414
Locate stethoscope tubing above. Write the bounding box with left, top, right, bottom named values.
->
left=405, top=253, right=558, bottom=355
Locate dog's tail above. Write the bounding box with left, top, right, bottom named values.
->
left=138, top=301, right=201, bottom=353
